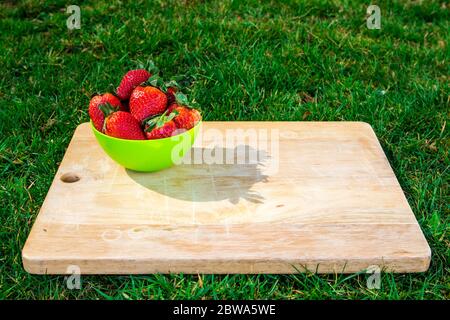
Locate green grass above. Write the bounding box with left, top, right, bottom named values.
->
left=0, top=0, right=448, bottom=300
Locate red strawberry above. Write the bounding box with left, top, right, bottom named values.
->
left=129, top=86, right=168, bottom=123
left=104, top=111, right=146, bottom=140
left=88, top=93, right=124, bottom=131
left=145, top=120, right=177, bottom=140
left=166, top=102, right=178, bottom=115
left=166, top=86, right=177, bottom=106
left=144, top=111, right=178, bottom=139
left=168, top=104, right=201, bottom=130
left=116, top=69, right=151, bottom=101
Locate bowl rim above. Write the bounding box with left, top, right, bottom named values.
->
left=90, top=120, right=202, bottom=143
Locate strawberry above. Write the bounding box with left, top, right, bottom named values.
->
left=144, top=111, right=178, bottom=140
left=145, top=120, right=177, bottom=140
left=129, top=85, right=168, bottom=123
left=88, top=93, right=124, bottom=131
left=167, top=103, right=201, bottom=130
left=166, top=86, right=177, bottom=106
left=116, top=69, right=151, bottom=101
left=164, top=79, right=181, bottom=106
left=104, top=111, right=146, bottom=140
left=166, top=102, right=178, bottom=115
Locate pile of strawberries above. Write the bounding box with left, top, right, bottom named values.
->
left=88, top=66, right=201, bottom=140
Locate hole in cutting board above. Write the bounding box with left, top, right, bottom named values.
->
left=60, top=172, right=80, bottom=183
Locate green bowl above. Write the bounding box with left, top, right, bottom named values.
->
left=91, top=121, right=201, bottom=172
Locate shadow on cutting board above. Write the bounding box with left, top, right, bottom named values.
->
left=126, top=146, right=269, bottom=204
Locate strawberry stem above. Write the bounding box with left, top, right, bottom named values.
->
left=143, top=109, right=178, bottom=131
left=143, top=74, right=167, bottom=92
left=98, top=103, right=118, bottom=118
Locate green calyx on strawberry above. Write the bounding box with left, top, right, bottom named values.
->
left=143, top=110, right=179, bottom=140
left=143, top=73, right=169, bottom=92
left=173, top=92, right=191, bottom=107
left=143, top=74, right=183, bottom=93
left=168, top=91, right=201, bottom=112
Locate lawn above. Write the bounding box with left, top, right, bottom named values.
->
left=0, top=0, right=448, bottom=299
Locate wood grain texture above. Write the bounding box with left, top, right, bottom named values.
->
left=22, top=122, right=431, bottom=274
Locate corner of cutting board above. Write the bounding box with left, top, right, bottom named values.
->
left=21, top=240, right=49, bottom=274
left=22, top=246, right=43, bottom=274
left=76, top=122, right=92, bottom=132
left=417, top=244, right=432, bottom=272
left=398, top=240, right=432, bottom=273
left=354, top=121, right=376, bottom=133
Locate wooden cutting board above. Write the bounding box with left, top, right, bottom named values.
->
left=22, top=122, right=430, bottom=274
